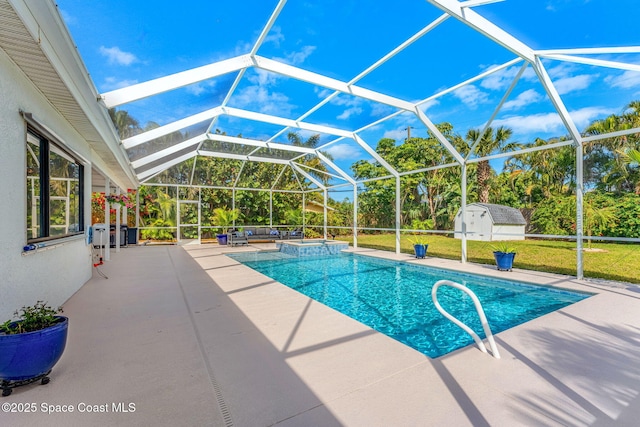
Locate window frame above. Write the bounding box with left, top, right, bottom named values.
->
left=26, top=122, right=85, bottom=244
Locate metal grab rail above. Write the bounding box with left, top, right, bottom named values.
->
left=432, top=280, right=500, bottom=359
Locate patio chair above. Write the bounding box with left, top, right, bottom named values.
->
left=286, top=229, right=304, bottom=239
left=229, top=231, right=248, bottom=246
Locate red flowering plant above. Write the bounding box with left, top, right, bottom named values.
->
left=105, top=193, right=134, bottom=209
left=91, top=191, right=137, bottom=224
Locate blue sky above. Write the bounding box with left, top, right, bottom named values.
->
left=58, top=0, right=640, bottom=181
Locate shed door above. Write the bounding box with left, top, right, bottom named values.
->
left=466, top=211, right=477, bottom=236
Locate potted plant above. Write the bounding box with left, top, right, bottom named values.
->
left=407, top=219, right=432, bottom=259
left=408, top=235, right=428, bottom=259
left=211, top=208, right=240, bottom=245
left=492, top=242, right=516, bottom=271
left=0, top=301, right=68, bottom=396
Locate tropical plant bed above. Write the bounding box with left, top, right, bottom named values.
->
left=336, top=234, right=640, bottom=284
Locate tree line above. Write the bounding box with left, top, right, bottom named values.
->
left=105, top=102, right=640, bottom=239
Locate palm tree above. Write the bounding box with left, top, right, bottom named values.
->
left=562, top=196, right=616, bottom=249
left=617, top=148, right=640, bottom=193
left=108, top=108, right=141, bottom=139
left=211, top=208, right=241, bottom=234
left=622, top=148, right=640, bottom=165
left=585, top=101, right=640, bottom=192
left=287, top=132, right=333, bottom=185
left=466, top=126, right=515, bottom=203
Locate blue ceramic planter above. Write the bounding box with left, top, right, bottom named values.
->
left=216, top=234, right=228, bottom=245
left=493, top=251, right=516, bottom=271
left=0, top=316, right=68, bottom=381
left=414, top=244, right=428, bottom=259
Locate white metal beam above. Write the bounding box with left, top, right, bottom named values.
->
left=316, top=152, right=356, bottom=185
left=205, top=133, right=316, bottom=154
left=538, top=54, right=640, bottom=73
left=266, top=14, right=449, bottom=142
left=198, top=150, right=293, bottom=165
left=211, top=0, right=288, bottom=133
left=222, top=106, right=354, bottom=138
left=131, top=134, right=208, bottom=169
left=294, top=162, right=344, bottom=181
left=123, top=107, right=223, bottom=149
left=419, top=58, right=523, bottom=109
left=459, top=0, right=505, bottom=6
left=465, top=62, right=528, bottom=160
left=353, top=134, right=400, bottom=177
left=426, top=0, right=535, bottom=62
left=101, top=55, right=252, bottom=108
left=532, top=58, right=582, bottom=144
left=583, top=126, right=640, bottom=144
left=253, top=55, right=416, bottom=111
left=536, top=46, right=640, bottom=55
left=291, top=163, right=325, bottom=190
left=414, top=108, right=465, bottom=164
left=137, top=151, right=197, bottom=181
left=250, top=0, right=288, bottom=55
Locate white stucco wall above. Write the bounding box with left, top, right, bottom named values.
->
left=492, top=224, right=526, bottom=241
left=0, top=48, right=93, bottom=320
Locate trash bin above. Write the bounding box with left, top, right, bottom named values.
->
left=127, top=227, right=138, bottom=245
left=110, top=224, right=128, bottom=248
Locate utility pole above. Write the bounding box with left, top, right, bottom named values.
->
left=404, top=126, right=413, bottom=140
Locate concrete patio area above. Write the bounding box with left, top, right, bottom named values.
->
left=3, top=243, right=640, bottom=426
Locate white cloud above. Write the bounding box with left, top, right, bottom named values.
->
left=284, top=45, right=316, bottom=66
left=606, top=70, right=640, bottom=89
left=248, top=68, right=279, bottom=86
left=382, top=128, right=407, bottom=140
left=99, top=46, right=138, bottom=66
left=232, top=85, right=295, bottom=117
left=553, top=74, right=597, bottom=95
left=325, top=143, right=364, bottom=161
left=492, top=106, right=615, bottom=136
left=265, top=26, right=285, bottom=47
left=419, top=99, right=440, bottom=112
left=185, top=80, right=217, bottom=96
left=337, top=107, right=363, bottom=120
left=102, top=76, right=139, bottom=91
left=503, top=89, right=543, bottom=111
left=453, top=84, right=490, bottom=108
left=371, top=103, right=396, bottom=118
left=493, top=112, right=563, bottom=134
left=315, top=87, right=332, bottom=98
left=546, top=62, right=574, bottom=79
left=569, top=106, right=616, bottom=130
left=480, top=65, right=537, bottom=91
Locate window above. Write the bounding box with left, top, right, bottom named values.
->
left=26, top=126, right=84, bottom=242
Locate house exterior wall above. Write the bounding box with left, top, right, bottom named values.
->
left=0, top=48, right=93, bottom=319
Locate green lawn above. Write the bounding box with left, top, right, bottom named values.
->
left=335, top=233, right=640, bottom=284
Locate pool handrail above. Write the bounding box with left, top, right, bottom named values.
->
left=432, top=279, right=501, bottom=359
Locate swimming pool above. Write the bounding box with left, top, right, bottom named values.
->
left=228, top=252, right=591, bottom=358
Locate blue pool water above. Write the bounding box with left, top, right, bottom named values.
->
left=228, top=252, right=591, bottom=357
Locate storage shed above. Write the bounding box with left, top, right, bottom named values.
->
left=454, top=203, right=526, bottom=241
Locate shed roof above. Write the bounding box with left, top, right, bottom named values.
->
left=470, top=203, right=526, bottom=225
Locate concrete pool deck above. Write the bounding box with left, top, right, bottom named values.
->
left=3, top=243, right=640, bottom=426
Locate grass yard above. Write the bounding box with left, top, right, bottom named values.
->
left=336, top=233, right=639, bottom=284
